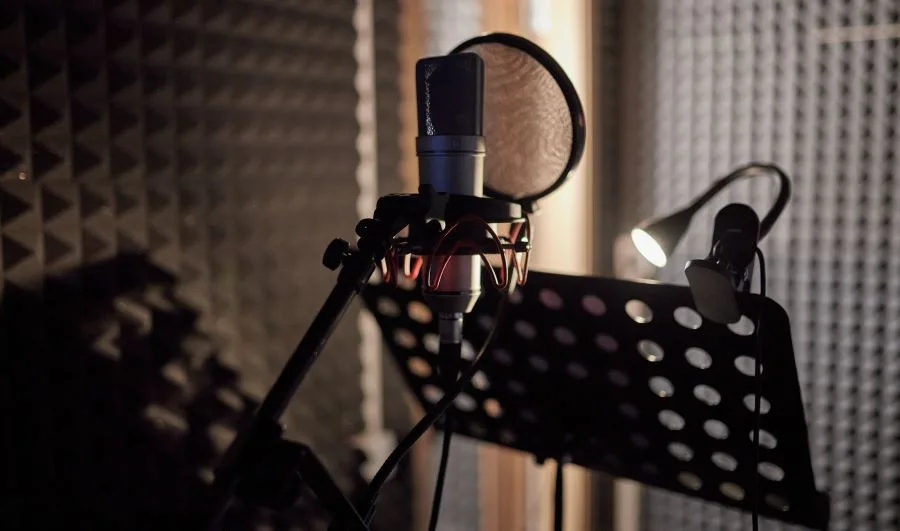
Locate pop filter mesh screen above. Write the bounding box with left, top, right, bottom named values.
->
left=461, top=43, right=574, bottom=200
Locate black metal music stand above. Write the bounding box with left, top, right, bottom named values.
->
left=362, top=270, right=830, bottom=530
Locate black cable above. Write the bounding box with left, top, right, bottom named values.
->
left=428, top=412, right=453, bottom=531
left=428, top=340, right=462, bottom=531
left=752, top=247, right=767, bottom=531
left=554, top=460, right=564, bottom=531
left=360, top=293, right=510, bottom=524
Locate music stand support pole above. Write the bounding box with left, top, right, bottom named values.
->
left=204, top=214, right=404, bottom=531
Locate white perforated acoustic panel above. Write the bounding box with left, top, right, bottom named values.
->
left=620, top=1, right=900, bottom=529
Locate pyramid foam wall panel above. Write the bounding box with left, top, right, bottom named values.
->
left=0, top=1, right=368, bottom=528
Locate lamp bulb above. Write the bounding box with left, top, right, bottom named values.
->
left=631, top=228, right=668, bottom=268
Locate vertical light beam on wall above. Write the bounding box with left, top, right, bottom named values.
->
left=524, top=1, right=594, bottom=531
left=354, top=0, right=395, bottom=482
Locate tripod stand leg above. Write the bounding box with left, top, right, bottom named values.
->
left=205, top=254, right=378, bottom=528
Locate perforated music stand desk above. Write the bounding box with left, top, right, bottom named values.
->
left=362, top=270, right=830, bottom=530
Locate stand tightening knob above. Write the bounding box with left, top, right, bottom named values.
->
left=323, top=239, right=351, bottom=270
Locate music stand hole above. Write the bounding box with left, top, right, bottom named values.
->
left=582, top=294, right=607, bottom=316
left=704, top=419, right=729, bottom=439
left=377, top=297, right=400, bottom=317
left=711, top=452, right=738, bottom=472
left=743, top=394, right=771, bottom=414
left=758, top=462, right=785, bottom=481
left=484, top=398, right=503, bottom=418
left=407, top=301, right=432, bottom=324
left=674, top=306, right=703, bottom=329
left=658, top=410, right=685, bottom=430
left=668, top=442, right=694, bottom=462
left=638, top=339, right=664, bottom=362
left=507, top=380, right=526, bottom=395
left=393, top=328, right=417, bottom=349
left=693, top=384, right=722, bottom=406
left=423, top=333, right=439, bottom=354
left=603, top=454, right=621, bottom=469
left=641, top=463, right=659, bottom=475
left=728, top=315, right=756, bottom=336
left=751, top=429, right=778, bottom=449
left=630, top=433, right=650, bottom=448
left=508, top=289, right=523, bottom=305
left=685, top=347, right=712, bottom=369
left=499, top=430, right=516, bottom=444
left=529, top=355, right=549, bottom=372
left=454, top=393, right=477, bottom=411
left=407, top=357, right=432, bottom=378
left=422, top=384, right=443, bottom=403
left=765, top=493, right=790, bottom=511
left=595, top=334, right=619, bottom=352
left=469, top=422, right=487, bottom=437
left=396, top=275, right=416, bottom=291
left=554, top=326, right=577, bottom=346
left=461, top=340, right=475, bottom=360
left=677, top=472, right=702, bottom=490
left=609, top=370, right=630, bottom=387
left=520, top=409, right=538, bottom=423
left=566, top=362, right=588, bottom=379
left=720, top=482, right=745, bottom=500
left=619, top=403, right=640, bottom=419
left=539, top=288, right=564, bottom=310
left=471, top=371, right=490, bottom=391
left=735, top=355, right=762, bottom=376
left=625, top=299, right=653, bottom=323
left=649, top=376, right=674, bottom=397
left=493, top=348, right=513, bottom=366
left=514, top=320, right=537, bottom=339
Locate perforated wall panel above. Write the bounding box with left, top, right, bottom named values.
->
left=618, top=1, right=900, bottom=529
left=0, top=1, right=364, bottom=528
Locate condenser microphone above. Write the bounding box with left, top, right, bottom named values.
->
left=415, top=53, right=485, bottom=349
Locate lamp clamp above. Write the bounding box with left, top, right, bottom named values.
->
left=685, top=203, right=760, bottom=325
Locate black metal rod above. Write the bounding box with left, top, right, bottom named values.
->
left=204, top=255, right=377, bottom=529
left=258, top=260, right=376, bottom=421
left=286, top=442, right=370, bottom=531
left=555, top=461, right=564, bottom=531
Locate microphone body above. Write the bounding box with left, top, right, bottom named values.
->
left=415, top=53, right=486, bottom=348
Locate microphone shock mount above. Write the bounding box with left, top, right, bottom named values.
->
left=204, top=185, right=527, bottom=530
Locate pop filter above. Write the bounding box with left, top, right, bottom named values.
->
left=450, top=33, right=586, bottom=206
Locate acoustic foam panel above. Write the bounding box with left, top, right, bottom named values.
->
left=0, top=1, right=370, bottom=528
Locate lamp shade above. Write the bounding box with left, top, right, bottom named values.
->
left=630, top=207, right=695, bottom=268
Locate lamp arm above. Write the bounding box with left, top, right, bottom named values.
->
left=686, top=163, right=792, bottom=239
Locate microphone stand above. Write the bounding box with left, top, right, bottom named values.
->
left=203, top=186, right=523, bottom=530
left=203, top=206, right=413, bottom=530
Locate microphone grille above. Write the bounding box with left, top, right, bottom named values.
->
left=415, top=53, right=484, bottom=137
